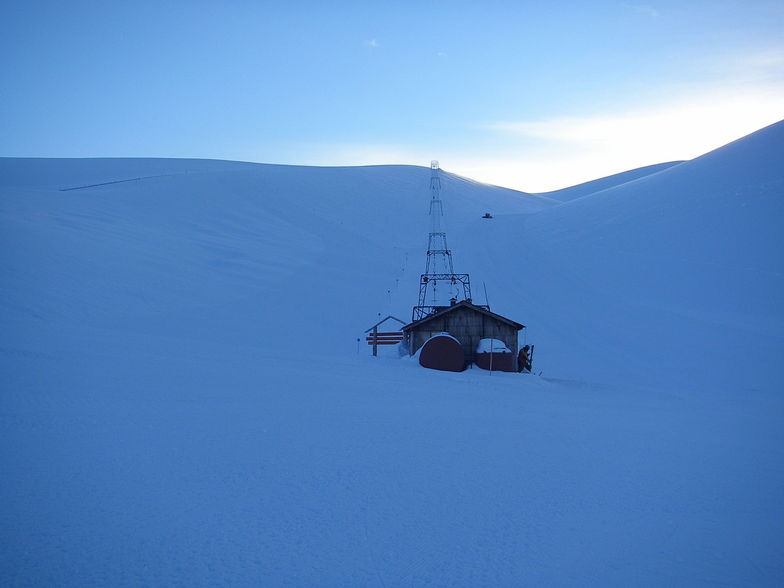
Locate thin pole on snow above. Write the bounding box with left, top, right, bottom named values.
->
left=489, top=321, right=494, bottom=375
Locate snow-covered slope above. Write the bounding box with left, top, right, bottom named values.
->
left=467, top=120, right=783, bottom=392
left=0, top=161, right=554, bottom=351
left=538, top=161, right=683, bottom=201
left=2, top=123, right=783, bottom=585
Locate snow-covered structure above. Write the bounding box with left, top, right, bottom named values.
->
left=402, top=300, right=524, bottom=369
left=474, top=338, right=517, bottom=372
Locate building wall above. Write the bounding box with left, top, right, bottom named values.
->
left=408, top=307, right=519, bottom=364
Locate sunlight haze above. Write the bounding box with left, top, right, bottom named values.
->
left=2, top=0, right=782, bottom=191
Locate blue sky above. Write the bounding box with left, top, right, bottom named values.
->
left=2, top=0, right=782, bottom=191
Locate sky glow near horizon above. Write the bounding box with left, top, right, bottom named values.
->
left=1, top=1, right=782, bottom=192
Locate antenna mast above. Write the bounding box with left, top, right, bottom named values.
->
left=412, top=161, right=475, bottom=321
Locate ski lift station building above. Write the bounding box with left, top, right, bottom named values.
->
left=402, top=300, right=524, bottom=369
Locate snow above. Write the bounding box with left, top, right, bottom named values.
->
left=432, top=331, right=460, bottom=343
left=2, top=121, right=783, bottom=585
left=537, top=161, right=684, bottom=202
left=476, top=338, right=512, bottom=353
left=474, top=120, right=784, bottom=392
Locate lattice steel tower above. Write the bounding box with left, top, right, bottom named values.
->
left=412, top=161, right=473, bottom=321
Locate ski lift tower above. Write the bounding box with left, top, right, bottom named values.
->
left=412, top=161, right=475, bottom=321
